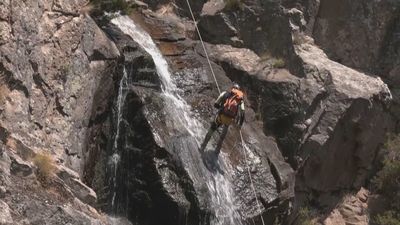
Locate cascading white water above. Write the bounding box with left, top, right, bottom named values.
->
left=111, top=17, right=203, bottom=140
left=109, top=68, right=128, bottom=210
left=111, top=16, right=243, bottom=225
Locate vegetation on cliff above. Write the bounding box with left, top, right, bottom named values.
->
left=373, top=134, right=400, bottom=225
left=33, top=153, right=56, bottom=182
left=90, top=0, right=135, bottom=15
left=224, top=0, right=244, bottom=11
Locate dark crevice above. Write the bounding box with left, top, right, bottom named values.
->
left=32, top=74, right=52, bottom=96
left=296, top=109, right=327, bottom=161
left=303, top=90, right=329, bottom=120
left=0, top=62, right=29, bottom=97
left=157, top=38, right=185, bottom=42
left=122, top=45, right=138, bottom=53
left=34, top=122, right=43, bottom=130
left=262, top=197, right=280, bottom=211
left=88, top=108, right=111, bottom=127
left=0, top=126, right=10, bottom=143
left=89, top=50, right=110, bottom=61
left=268, top=158, right=282, bottom=193
left=65, top=148, right=80, bottom=157
left=55, top=95, right=69, bottom=117
left=52, top=10, right=80, bottom=17
left=31, top=60, right=53, bottom=97
left=29, top=60, right=38, bottom=73
left=28, top=104, right=33, bottom=115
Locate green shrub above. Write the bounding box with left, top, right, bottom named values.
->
left=375, top=211, right=400, bottom=225
left=373, top=134, right=400, bottom=224
left=33, top=152, right=56, bottom=182
left=224, top=0, right=244, bottom=11
left=373, top=134, right=400, bottom=201
left=373, top=155, right=400, bottom=197
left=272, top=58, right=286, bottom=68
left=298, top=207, right=316, bottom=225
left=90, top=0, right=134, bottom=15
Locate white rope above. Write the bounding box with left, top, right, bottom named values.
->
left=240, top=131, right=266, bottom=225
left=183, top=1, right=266, bottom=224
left=185, top=0, right=221, bottom=94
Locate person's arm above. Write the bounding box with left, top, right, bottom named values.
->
left=214, top=91, right=228, bottom=108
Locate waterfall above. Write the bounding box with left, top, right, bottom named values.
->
left=111, top=17, right=203, bottom=140
left=109, top=68, right=128, bottom=212
left=111, top=16, right=243, bottom=225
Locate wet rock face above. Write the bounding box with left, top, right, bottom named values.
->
left=312, top=0, right=400, bottom=82
left=100, top=0, right=395, bottom=222
left=97, top=25, right=205, bottom=225
left=0, top=0, right=396, bottom=224
left=128, top=9, right=295, bottom=224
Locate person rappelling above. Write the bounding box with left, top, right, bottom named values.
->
left=199, top=83, right=245, bottom=156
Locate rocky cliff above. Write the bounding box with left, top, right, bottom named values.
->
left=0, top=0, right=127, bottom=224
left=0, top=0, right=398, bottom=225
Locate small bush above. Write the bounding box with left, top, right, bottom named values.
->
left=373, top=134, right=400, bottom=202
left=224, top=0, right=244, bottom=11
left=272, top=58, right=286, bottom=68
left=375, top=211, right=400, bottom=225
left=33, top=153, right=56, bottom=182
left=90, top=0, right=134, bottom=15
left=372, top=134, right=400, bottom=224
left=298, top=207, right=316, bottom=225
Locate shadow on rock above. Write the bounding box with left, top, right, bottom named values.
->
left=201, top=150, right=225, bottom=175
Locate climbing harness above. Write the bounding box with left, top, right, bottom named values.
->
left=216, top=114, right=234, bottom=126
left=184, top=1, right=266, bottom=224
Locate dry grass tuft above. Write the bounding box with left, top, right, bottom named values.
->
left=33, top=152, right=57, bottom=182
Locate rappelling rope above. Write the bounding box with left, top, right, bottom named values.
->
left=184, top=1, right=266, bottom=224
left=240, top=131, right=266, bottom=225
left=184, top=0, right=221, bottom=94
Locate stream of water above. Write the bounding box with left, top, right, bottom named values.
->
left=110, top=68, right=128, bottom=211
left=111, top=15, right=243, bottom=225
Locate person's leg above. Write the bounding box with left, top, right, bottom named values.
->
left=199, top=119, right=220, bottom=152
left=215, top=125, right=229, bottom=155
